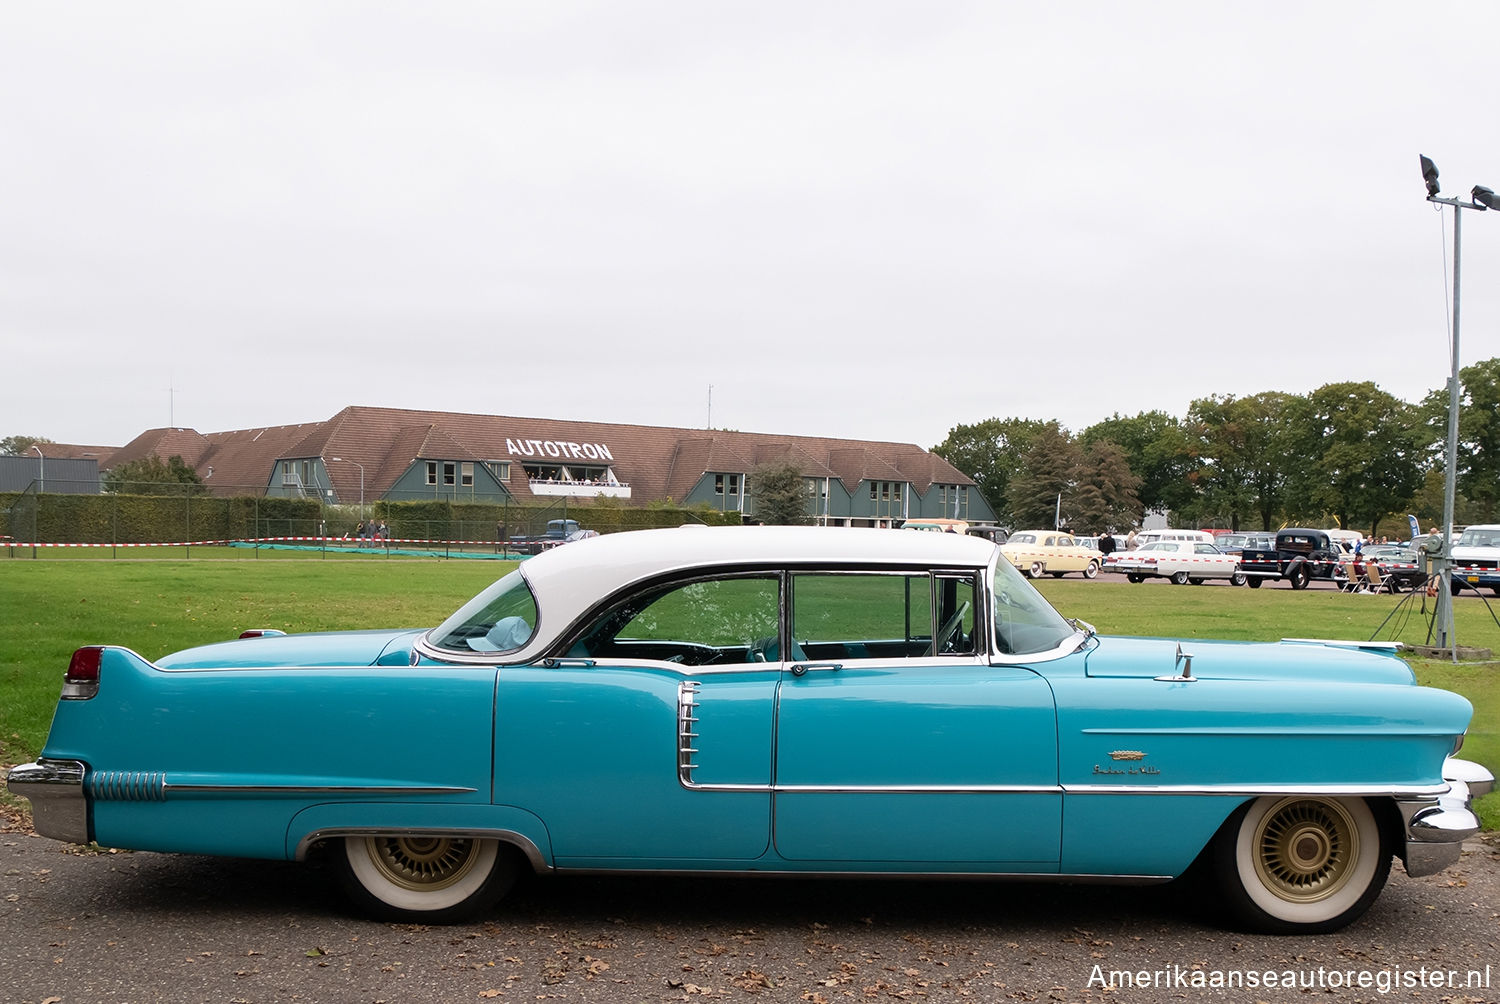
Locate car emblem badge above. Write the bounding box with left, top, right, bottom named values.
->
left=1109, top=750, right=1146, bottom=761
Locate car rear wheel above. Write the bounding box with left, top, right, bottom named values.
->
left=1230, top=568, right=1247, bottom=587
left=1082, top=561, right=1099, bottom=579
left=1170, top=571, right=1190, bottom=585
left=1212, top=795, right=1388, bottom=934
left=1189, top=577, right=1205, bottom=586
left=1126, top=573, right=1144, bottom=584
left=333, top=835, right=516, bottom=923
left=1246, top=577, right=1262, bottom=589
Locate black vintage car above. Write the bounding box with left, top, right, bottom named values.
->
left=1240, top=529, right=1345, bottom=589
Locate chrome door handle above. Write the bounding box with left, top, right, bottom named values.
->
left=789, top=662, right=842, bottom=677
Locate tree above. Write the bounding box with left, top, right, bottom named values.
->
left=102, top=455, right=210, bottom=496
left=1068, top=440, right=1143, bottom=534
left=1, top=435, right=53, bottom=456
left=1181, top=393, right=1303, bottom=531
left=1291, top=382, right=1423, bottom=537
left=1079, top=411, right=1193, bottom=516
left=1419, top=357, right=1500, bottom=522
left=931, top=418, right=1050, bottom=527
left=1005, top=423, right=1083, bottom=529
left=748, top=460, right=812, bottom=525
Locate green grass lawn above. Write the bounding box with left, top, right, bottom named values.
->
left=3, top=560, right=1496, bottom=827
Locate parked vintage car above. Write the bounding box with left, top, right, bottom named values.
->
left=1449, top=524, right=1500, bottom=595
left=1000, top=530, right=1103, bottom=578
left=8, top=527, right=1491, bottom=934
left=1240, top=528, right=1347, bottom=589
left=1109, top=539, right=1247, bottom=586
left=1212, top=532, right=1276, bottom=556
left=1344, top=545, right=1426, bottom=593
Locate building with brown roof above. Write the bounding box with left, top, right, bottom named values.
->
left=98, top=406, right=995, bottom=526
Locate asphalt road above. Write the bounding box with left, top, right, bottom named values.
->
left=2, top=824, right=1497, bottom=1004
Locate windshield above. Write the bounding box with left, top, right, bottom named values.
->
left=1458, top=528, right=1500, bottom=548
left=427, top=569, right=539, bottom=654
left=991, top=554, right=1076, bottom=655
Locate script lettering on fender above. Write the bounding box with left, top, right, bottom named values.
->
left=1093, top=764, right=1162, bottom=775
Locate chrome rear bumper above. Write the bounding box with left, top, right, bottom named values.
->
left=6, top=758, right=89, bottom=844
left=1399, top=756, right=1493, bottom=878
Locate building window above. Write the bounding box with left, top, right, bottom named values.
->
left=426, top=462, right=438, bottom=486
left=281, top=461, right=295, bottom=485
left=461, top=462, right=474, bottom=487
left=443, top=462, right=456, bottom=486
left=486, top=461, right=511, bottom=481
left=715, top=474, right=741, bottom=496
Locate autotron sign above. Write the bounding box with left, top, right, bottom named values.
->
left=505, top=438, right=615, bottom=462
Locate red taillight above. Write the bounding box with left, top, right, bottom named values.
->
left=62, top=646, right=103, bottom=700
left=66, top=646, right=102, bottom=684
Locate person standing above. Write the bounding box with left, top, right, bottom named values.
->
left=1098, top=531, right=1116, bottom=556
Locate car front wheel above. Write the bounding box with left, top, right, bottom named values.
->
left=1028, top=562, right=1044, bottom=578
left=1083, top=561, right=1099, bottom=579
left=1212, top=795, right=1388, bottom=934
left=333, top=834, right=516, bottom=923
left=1126, top=573, right=1144, bottom=583
left=1230, top=568, right=1247, bottom=587
left=1170, top=571, right=1190, bottom=585
left=1288, top=565, right=1311, bottom=590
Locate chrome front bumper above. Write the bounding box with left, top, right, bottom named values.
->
left=1399, top=756, right=1494, bottom=878
left=6, top=758, right=89, bottom=844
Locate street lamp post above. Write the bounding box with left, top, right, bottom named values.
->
left=329, top=456, right=365, bottom=516
left=32, top=443, right=44, bottom=494
left=1419, top=155, right=1497, bottom=660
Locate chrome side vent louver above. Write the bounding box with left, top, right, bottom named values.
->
left=89, top=770, right=167, bottom=802
left=677, top=681, right=702, bottom=787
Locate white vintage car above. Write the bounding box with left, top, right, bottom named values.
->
left=1111, top=539, right=1246, bottom=586
left=999, top=531, right=1103, bottom=578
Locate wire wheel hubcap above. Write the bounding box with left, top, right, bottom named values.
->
left=1253, top=798, right=1357, bottom=903
left=365, top=836, right=479, bottom=891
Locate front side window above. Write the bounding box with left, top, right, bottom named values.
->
left=428, top=569, right=538, bottom=654
left=791, top=571, right=976, bottom=659
left=991, top=557, right=1076, bottom=655
left=565, top=575, right=780, bottom=666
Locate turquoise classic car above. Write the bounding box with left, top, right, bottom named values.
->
left=9, top=527, right=1492, bottom=933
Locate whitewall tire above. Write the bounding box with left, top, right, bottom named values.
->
left=333, top=835, right=516, bottom=923
left=1213, top=796, right=1389, bottom=934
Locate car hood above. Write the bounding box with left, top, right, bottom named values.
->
left=154, top=629, right=428, bottom=669
left=1083, top=635, right=1416, bottom=686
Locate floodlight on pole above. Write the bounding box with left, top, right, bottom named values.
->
left=32, top=443, right=44, bottom=494
left=329, top=456, right=365, bottom=515
left=1419, top=155, right=1496, bottom=660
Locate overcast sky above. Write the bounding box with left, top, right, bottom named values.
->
left=4, top=2, right=1498, bottom=452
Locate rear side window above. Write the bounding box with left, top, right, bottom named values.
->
left=791, top=572, right=977, bottom=660
left=565, top=574, right=780, bottom=666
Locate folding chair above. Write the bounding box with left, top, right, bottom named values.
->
left=1363, top=562, right=1394, bottom=595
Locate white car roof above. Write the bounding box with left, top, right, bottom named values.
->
left=511, top=526, right=1000, bottom=660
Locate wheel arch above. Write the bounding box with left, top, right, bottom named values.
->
left=289, top=803, right=555, bottom=874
